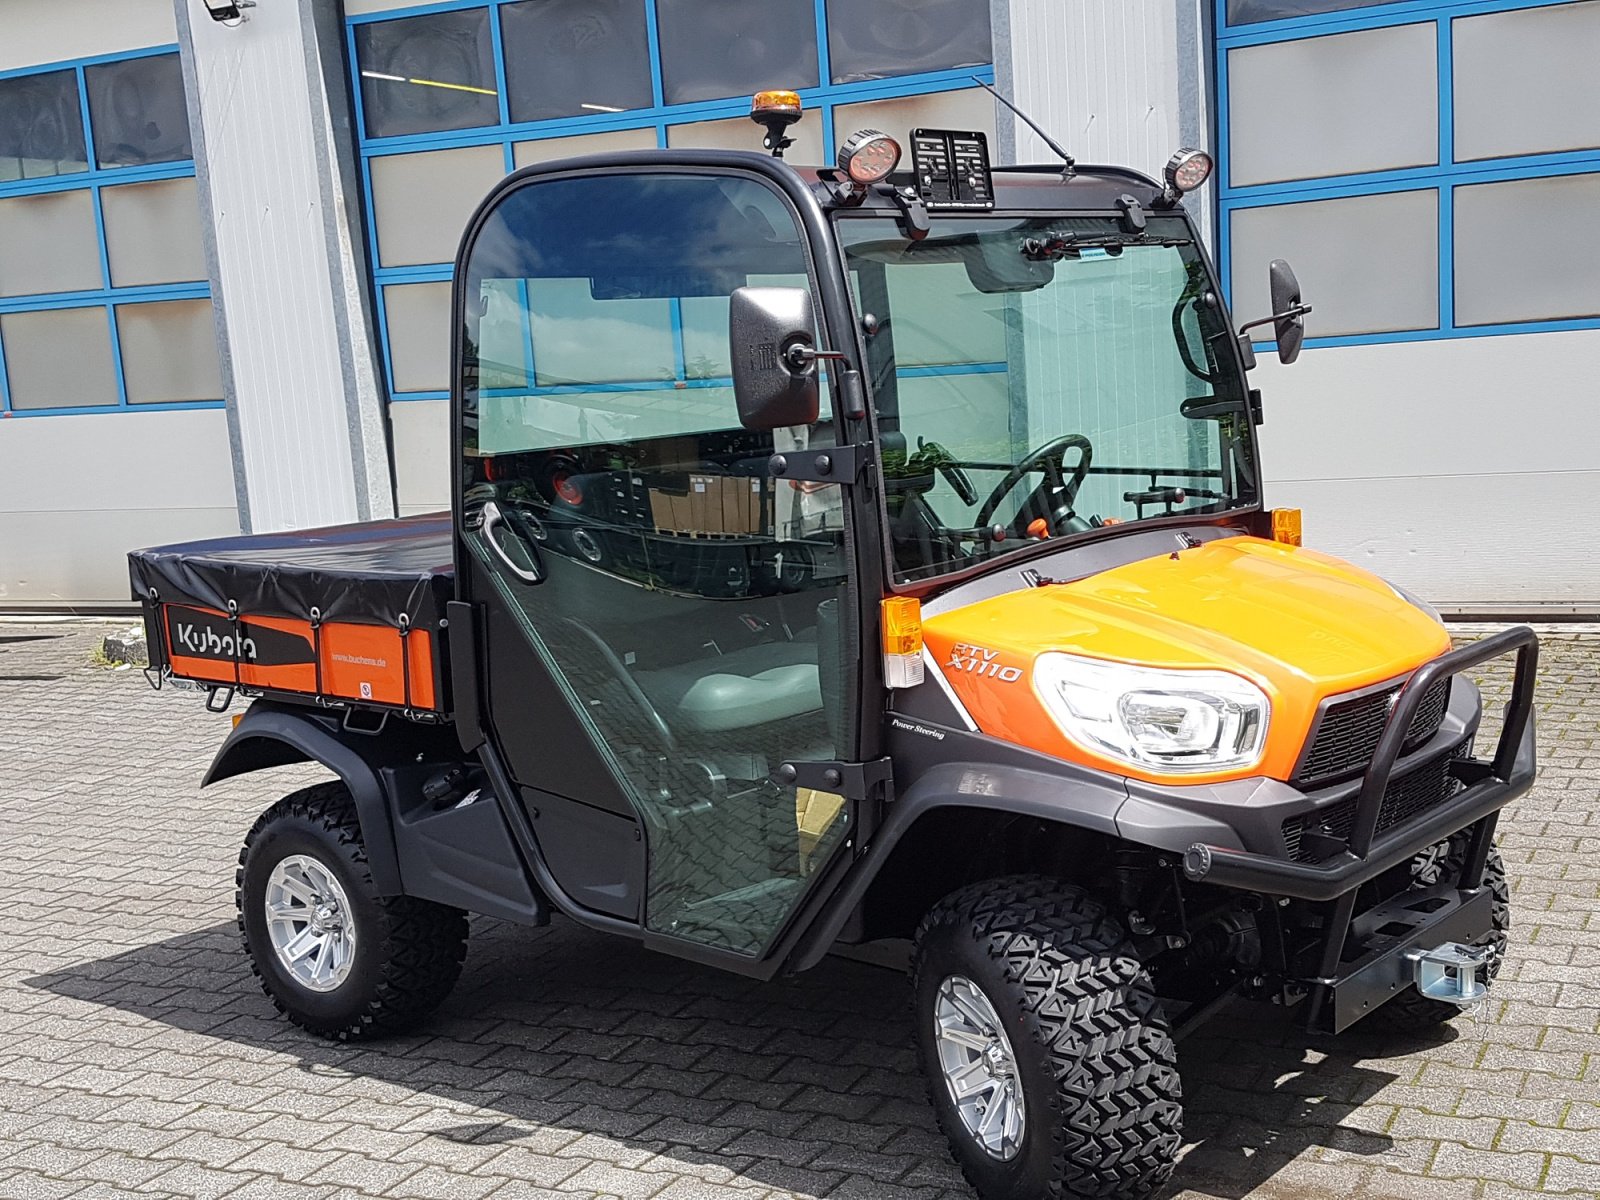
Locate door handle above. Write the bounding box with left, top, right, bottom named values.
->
left=480, top=500, right=544, bottom=584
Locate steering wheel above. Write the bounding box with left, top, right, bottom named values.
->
left=976, top=434, right=1094, bottom=533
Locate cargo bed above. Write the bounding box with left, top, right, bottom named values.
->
left=130, top=515, right=454, bottom=717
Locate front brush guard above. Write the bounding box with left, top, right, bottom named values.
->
left=1181, top=625, right=1538, bottom=1031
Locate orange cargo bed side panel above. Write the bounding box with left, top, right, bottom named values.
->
left=163, top=604, right=319, bottom=694
left=161, top=603, right=438, bottom=711
left=319, top=621, right=436, bottom=709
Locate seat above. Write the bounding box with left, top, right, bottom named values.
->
left=634, top=640, right=822, bottom=735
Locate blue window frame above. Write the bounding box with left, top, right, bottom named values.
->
left=0, top=45, right=220, bottom=418
left=346, top=0, right=996, bottom=405
left=1215, top=0, right=1600, bottom=349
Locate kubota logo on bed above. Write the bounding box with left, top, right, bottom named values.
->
left=168, top=606, right=314, bottom=666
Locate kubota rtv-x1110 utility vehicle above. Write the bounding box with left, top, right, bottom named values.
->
left=132, top=93, right=1538, bottom=1200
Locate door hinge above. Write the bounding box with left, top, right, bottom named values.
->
left=767, top=443, right=868, bottom=485
left=774, top=756, right=893, bottom=801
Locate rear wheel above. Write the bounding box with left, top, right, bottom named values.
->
left=237, top=782, right=468, bottom=1040
left=1363, top=836, right=1510, bottom=1034
left=912, top=877, right=1183, bottom=1200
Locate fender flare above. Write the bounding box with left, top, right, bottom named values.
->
left=782, top=761, right=1127, bottom=973
left=202, top=701, right=403, bottom=894
left=782, top=759, right=1244, bottom=974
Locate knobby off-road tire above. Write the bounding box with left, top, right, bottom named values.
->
left=912, top=877, right=1183, bottom=1200
left=1362, top=837, right=1510, bottom=1035
left=237, top=781, right=468, bottom=1040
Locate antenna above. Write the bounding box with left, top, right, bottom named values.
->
left=971, top=77, right=1075, bottom=176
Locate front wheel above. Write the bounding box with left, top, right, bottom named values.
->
left=237, top=782, right=468, bottom=1040
left=912, top=877, right=1183, bottom=1200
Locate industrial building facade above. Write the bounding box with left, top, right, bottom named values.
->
left=1, top=0, right=1595, bottom=611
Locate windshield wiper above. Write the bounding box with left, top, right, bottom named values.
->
left=1021, top=233, right=1191, bottom=261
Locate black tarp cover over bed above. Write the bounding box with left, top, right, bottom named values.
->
left=128, top=514, right=455, bottom=628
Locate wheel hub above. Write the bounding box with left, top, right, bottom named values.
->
left=264, top=855, right=357, bottom=992
left=933, top=975, right=1026, bottom=1160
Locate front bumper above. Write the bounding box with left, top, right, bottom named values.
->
left=1180, top=626, right=1538, bottom=901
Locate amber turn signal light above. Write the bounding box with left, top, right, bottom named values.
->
left=1272, top=507, right=1302, bottom=547
left=881, top=596, right=922, bottom=656
left=881, top=596, right=924, bottom=689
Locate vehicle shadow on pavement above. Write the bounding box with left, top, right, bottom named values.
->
left=1160, top=1011, right=1436, bottom=1199
left=26, top=915, right=1419, bottom=1199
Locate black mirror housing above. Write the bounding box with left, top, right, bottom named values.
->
left=1269, top=259, right=1305, bottom=365
left=729, top=286, right=822, bottom=432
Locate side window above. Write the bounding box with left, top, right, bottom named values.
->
left=463, top=174, right=839, bottom=580
left=460, top=172, right=851, bottom=957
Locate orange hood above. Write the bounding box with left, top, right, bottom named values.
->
left=920, top=536, right=1450, bottom=784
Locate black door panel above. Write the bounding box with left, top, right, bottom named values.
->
left=523, top=787, right=643, bottom=920
left=474, top=557, right=636, bottom=817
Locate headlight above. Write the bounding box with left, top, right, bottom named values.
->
left=1391, top=582, right=1445, bottom=627
left=1033, top=653, right=1270, bottom=774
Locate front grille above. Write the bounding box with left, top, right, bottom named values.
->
left=1295, top=675, right=1452, bottom=786
left=1282, top=754, right=1460, bottom=862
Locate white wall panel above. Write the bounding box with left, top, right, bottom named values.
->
left=183, top=0, right=392, bottom=532
left=0, top=408, right=238, bottom=606
left=0, top=0, right=175, bottom=72
left=993, top=0, right=1212, bottom=245
left=1254, top=329, right=1600, bottom=611
left=1262, top=472, right=1599, bottom=614
left=390, top=399, right=451, bottom=515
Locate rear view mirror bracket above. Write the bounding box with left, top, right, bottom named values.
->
left=1236, top=333, right=1258, bottom=372
left=1238, top=259, right=1313, bottom=366
left=768, top=442, right=868, bottom=486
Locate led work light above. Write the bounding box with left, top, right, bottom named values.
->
left=1163, top=148, right=1213, bottom=197
left=837, top=129, right=902, bottom=185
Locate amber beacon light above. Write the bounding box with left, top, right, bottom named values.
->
left=750, top=90, right=803, bottom=157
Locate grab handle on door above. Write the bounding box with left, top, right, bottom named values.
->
left=481, top=500, right=544, bottom=584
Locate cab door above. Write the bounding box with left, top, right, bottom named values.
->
left=454, top=165, right=858, bottom=960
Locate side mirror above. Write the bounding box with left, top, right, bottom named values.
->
left=1237, top=258, right=1313, bottom=366
left=729, top=286, right=821, bottom=432
left=1268, top=259, right=1306, bottom=365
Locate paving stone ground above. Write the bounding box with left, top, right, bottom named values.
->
left=0, top=619, right=1595, bottom=1200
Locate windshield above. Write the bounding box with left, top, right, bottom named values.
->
left=839, top=213, right=1257, bottom=585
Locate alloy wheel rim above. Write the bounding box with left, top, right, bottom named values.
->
left=265, top=854, right=357, bottom=992
left=933, top=974, right=1026, bottom=1160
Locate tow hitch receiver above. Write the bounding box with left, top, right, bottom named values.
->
left=1407, top=942, right=1493, bottom=1006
